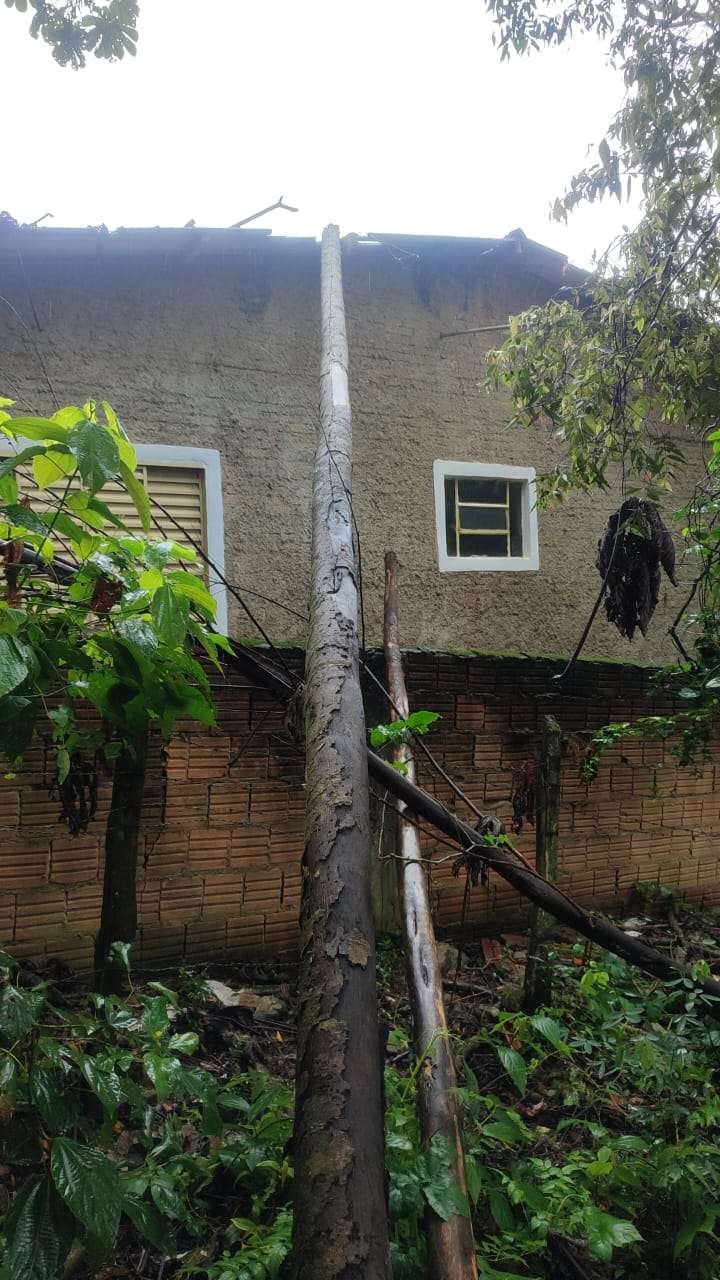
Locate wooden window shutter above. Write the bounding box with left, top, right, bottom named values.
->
left=8, top=460, right=208, bottom=576
left=103, top=465, right=208, bottom=563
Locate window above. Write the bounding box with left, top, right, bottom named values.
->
left=4, top=442, right=228, bottom=632
left=433, top=461, right=538, bottom=572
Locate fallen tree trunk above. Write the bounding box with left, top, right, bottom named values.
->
left=226, top=643, right=720, bottom=1003
left=384, top=551, right=477, bottom=1280
left=291, top=225, right=390, bottom=1280
left=367, top=751, right=720, bottom=1003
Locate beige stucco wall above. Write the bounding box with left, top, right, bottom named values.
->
left=0, top=233, right=698, bottom=663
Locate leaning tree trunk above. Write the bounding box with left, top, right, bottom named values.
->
left=291, top=225, right=391, bottom=1280
left=384, top=551, right=477, bottom=1280
left=94, top=733, right=148, bottom=994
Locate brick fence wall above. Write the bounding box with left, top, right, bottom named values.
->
left=1, top=652, right=717, bottom=973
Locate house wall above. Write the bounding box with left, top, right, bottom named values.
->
left=2, top=654, right=717, bottom=972
left=0, top=233, right=699, bottom=666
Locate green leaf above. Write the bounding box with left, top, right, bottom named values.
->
left=405, top=710, right=441, bottom=734
left=51, top=406, right=85, bottom=429
left=463, top=1153, right=483, bottom=1205
left=86, top=496, right=128, bottom=531
left=4, top=417, right=68, bottom=444
left=422, top=1134, right=469, bottom=1221
left=81, top=1059, right=124, bottom=1116
left=40, top=510, right=92, bottom=553
left=0, top=636, right=29, bottom=698
left=1, top=505, right=49, bottom=538
left=0, top=472, right=18, bottom=502
left=164, top=570, right=216, bottom=617
left=151, top=585, right=190, bottom=647
left=0, top=984, right=37, bottom=1044
left=122, top=1194, right=174, bottom=1253
left=116, top=618, right=158, bottom=657
left=149, top=1167, right=185, bottom=1219
left=583, top=1206, right=642, bottom=1261
left=674, top=1206, right=720, bottom=1259
left=488, top=1187, right=515, bottom=1232
left=68, top=421, right=120, bottom=494
left=101, top=402, right=137, bottom=471
left=496, top=1045, right=527, bottom=1094
left=119, top=461, right=150, bottom=532
left=143, top=1052, right=181, bottom=1102
left=0, top=446, right=50, bottom=479
left=0, top=946, right=17, bottom=968
left=51, top=1137, right=122, bottom=1251
left=167, top=1032, right=199, bottom=1055
left=483, top=1119, right=524, bottom=1144
left=32, top=449, right=76, bottom=490
left=29, top=1064, right=71, bottom=1133
left=141, top=995, right=170, bottom=1038
left=529, top=1014, right=572, bottom=1056
left=5, top=1176, right=73, bottom=1280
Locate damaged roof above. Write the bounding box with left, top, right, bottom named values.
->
left=0, top=215, right=585, bottom=287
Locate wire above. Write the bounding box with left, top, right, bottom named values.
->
left=147, top=495, right=299, bottom=687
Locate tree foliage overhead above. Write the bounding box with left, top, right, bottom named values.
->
left=485, top=0, right=720, bottom=749
left=5, top=0, right=138, bottom=67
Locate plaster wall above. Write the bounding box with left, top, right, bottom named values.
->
left=0, top=236, right=697, bottom=663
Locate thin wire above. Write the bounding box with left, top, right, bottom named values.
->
left=147, top=495, right=298, bottom=686
left=227, top=698, right=285, bottom=771
left=0, top=292, right=59, bottom=409
left=370, top=785, right=467, bottom=856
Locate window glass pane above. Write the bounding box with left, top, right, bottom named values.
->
left=509, top=481, right=524, bottom=556
left=459, top=505, right=509, bottom=532
left=457, top=476, right=507, bottom=504
left=459, top=533, right=509, bottom=557
left=444, top=477, right=457, bottom=556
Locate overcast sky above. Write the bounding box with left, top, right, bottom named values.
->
left=4, top=0, right=635, bottom=269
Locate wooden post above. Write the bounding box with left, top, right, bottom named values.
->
left=384, top=551, right=477, bottom=1280
left=291, top=226, right=390, bottom=1280
left=523, top=716, right=562, bottom=1012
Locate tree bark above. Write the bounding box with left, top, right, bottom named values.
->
left=291, top=225, right=390, bottom=1280
left=384, top=551, right=477, bottom=1280
left=523, top=716, right=562, bottom=1012
left=94, top=734, right=148, bottom=994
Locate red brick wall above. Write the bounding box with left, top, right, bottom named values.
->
left=1, top=652, right=717, bottom=972
left=405, top=654, right=720, bottom=931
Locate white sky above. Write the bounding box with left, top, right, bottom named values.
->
left=3, top=0, right=637, bottom=269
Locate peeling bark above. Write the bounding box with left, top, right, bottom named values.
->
left=384, top=551, right=477, bottom=1280
left=291, top=225, right=390, bottom=1280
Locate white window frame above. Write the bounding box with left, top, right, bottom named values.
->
left=433, top=460, right=539, bottom=573
left=6, top=440, right=229, bottom=633
left=136, top=444, right=228, bottom=633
